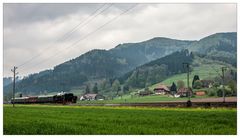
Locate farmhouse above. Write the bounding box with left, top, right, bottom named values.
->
left=200, top=80, right=214, bottom=88
left=138, top=91, right=152, bottom=96
left=153, top=84, right=170, bottom=95
left=176, top=88, right=193, bottom=97
left=80, top=93, right=105, bottom=101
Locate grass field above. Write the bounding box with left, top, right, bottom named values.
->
left=3, top=105, right=237, bottom=135
left=149, top=64, right=225, bottom=89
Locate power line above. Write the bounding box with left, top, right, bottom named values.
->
left=59, top=3, right=113, bottom=43
left=19, top=4, right=138, bottom=76
left=17, top=3, right=108, bottom=68
left=57, top=4, right=108, bottom=41
left=17, top=3, right=114, bottom=74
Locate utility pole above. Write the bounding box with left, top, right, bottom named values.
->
left=221, top=67, right=227, bottom=103
left=183, top=63, right=191, bottom=107
left=11, top=66, right=18, bottom=107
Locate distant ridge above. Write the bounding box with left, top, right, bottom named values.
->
left=3, top=32, right=236, bottom=95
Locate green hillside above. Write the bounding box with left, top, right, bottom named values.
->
left=150, top=64, right=223, bottom=89
left=119, top=49, right=193, bottom=88
left=149, top=57, right=236, bottom=90
left=3, top=32, right=237, bottom=99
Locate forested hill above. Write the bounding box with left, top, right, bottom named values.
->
left=189, top=32, right=237, bottom=66
left=109, top=37, right=194, bottom=68
left=119, top=49, right=194, bottom=88
left=3, top=32, right=237, bottom=94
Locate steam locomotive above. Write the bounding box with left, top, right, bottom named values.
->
left=11, top=92, right=77, bottom=104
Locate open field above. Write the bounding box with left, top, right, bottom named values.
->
left=3, top=105, right=237, bottom=135
left=149, top=64, right=225, bottom=88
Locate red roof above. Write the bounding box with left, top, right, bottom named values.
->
left=154, top=84, right=170, bottom=92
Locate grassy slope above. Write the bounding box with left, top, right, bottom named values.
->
left=150, top=64, right=223, bottom=90
left=149, top=57, right=236, bottom=90
left=95, top=58, right=235, bottom=104
left=3, top=105, right=237, bottom=135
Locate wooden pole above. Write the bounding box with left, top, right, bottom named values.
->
left=11, top=66, right=17, bottom=107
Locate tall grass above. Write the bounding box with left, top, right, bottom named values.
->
left=3, top=105, right=236, bottom=135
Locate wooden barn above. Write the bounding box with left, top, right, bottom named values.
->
left=176, top=88, right=193, bottom=97
left=153, top=84, right=170, bottom=95
left=200, top=80, right=214, bottom=88
left=80, top=93, right=105, bottom=101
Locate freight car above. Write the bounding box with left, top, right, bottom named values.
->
left=11, top=92, right=77, bottom=104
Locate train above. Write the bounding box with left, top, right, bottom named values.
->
left=11, top=92, right=77, bottom=104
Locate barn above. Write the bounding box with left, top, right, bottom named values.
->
left=176, top=88, right=193, bottom=97
left=80, top=93, right=105, bottom=101
left=153, top=84, right=170, bottom=95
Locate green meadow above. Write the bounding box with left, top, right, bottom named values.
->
left=3, top=104, right=236, bottom=135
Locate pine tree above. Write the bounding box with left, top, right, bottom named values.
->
left=170, top=82, right=177, bottom=94
left=92, top=83, right=98, bottom=94
left=192, top=75, right=200, bottom=88
left=112, top=79, right=121, bottom=96
left=85, top=85, right=90, bottom=94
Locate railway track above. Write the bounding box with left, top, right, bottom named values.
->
left=78, top=101, right=237, bottom=108
left=5, top=97, right=237, bottom=108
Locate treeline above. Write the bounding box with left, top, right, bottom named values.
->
left=120, top=49, right=193, bottom=88
left=6, top=50, right=131, bottom=94
left=190, top=32, right=237, bottom=67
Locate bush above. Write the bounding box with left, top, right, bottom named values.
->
left=217, top=88, right=232, bottom=97
left=194, top=80, right=202, bottom=89
left=207, top=88, right=217, bottom=97
left=213, top=82, right=220, bottom=88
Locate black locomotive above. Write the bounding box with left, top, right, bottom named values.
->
left=11, top=92, right=77, bottom=104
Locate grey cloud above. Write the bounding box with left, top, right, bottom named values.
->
left=4, top=3, right=103, bottom=27
left=4, top=3, right=135, bottom=27
left=3, top=3, right=237, bottom=77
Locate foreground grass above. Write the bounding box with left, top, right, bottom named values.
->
left=3, top=105, right=236, bottom=135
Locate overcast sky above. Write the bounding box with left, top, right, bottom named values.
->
left=3, top=3, right=237, bottom=77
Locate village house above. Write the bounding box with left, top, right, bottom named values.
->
left=200, top=80, right=214, bottom=88
left=138, top=90, right=152, bottom=96
left=153, top=84, right=170, bottom=95
left=175, top=88, right=193, bottom=97
left=80, top=93, right=105, bottom=101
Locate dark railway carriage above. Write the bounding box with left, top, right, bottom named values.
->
left=37, top=95, right=54, bottom=103
left=11, top=92, right=77, bottom=104
left=13, top=97, right=29, bottom=104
